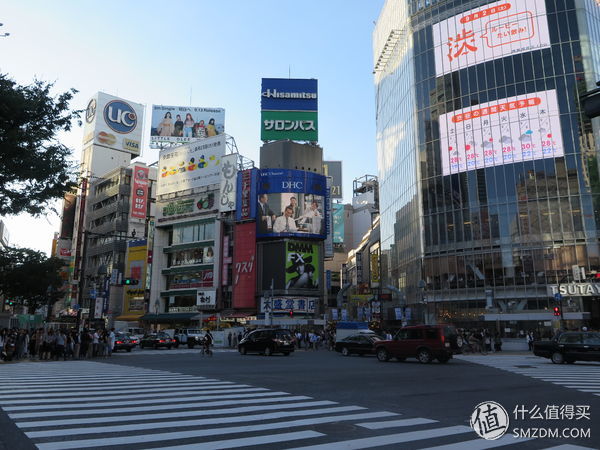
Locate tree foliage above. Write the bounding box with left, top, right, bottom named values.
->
left=0, top=247, right=66, bottom=313
left=0, top=73, right=80, bottom=216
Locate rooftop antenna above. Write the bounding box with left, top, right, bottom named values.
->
left=190, top=86, right=193, bottom=106
left=288, top=65, right=291, bottom=79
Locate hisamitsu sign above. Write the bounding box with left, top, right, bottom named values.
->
left=548, top=284, right=600, bottom=297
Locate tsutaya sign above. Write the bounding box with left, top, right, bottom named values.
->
left=548, top=284, right=600, bottom=297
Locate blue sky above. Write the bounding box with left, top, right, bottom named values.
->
left=1, top=0, right=385, bottom=254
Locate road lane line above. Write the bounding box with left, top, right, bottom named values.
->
left=357, top=418, right=437, bottom=429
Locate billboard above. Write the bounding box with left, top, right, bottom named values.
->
left=167, top=269, right=213, bottom=290
left=236, top=168, right=258, bottom=221
left=196, top=289, right=216, bottom=309
left=285, top=240, right=320, bottom=291
left=150, top=105, right=225, bottom=144
left=261, top=78, right=318, bottom=111
left=432, top=0, right=550, bottom=77
left=439, top=90, right=564, bottom=176
left=260, top=78, right=318, bottom=141
left=124, top=240, right=148, bottom=315
left=219, top=154, right=238, bottom=213
left=332, top=203, right=345, bottom=244
left=323, top=161, right=342, bottom=199
left=131, top=165, right=149, bottom=219
left=157, top=134, right=226, bottom=195
left=256, top=169, right=329, bottom=239
left=83, top=92, right=144, bottom=156
left=232, top=223, right=257, bottom=309
left=156, top=191, right=217, bottom=223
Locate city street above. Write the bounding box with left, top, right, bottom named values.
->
left=1, top=349, right=598, bottom=449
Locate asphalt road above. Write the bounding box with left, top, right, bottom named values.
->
left=1, top=348, right=598, bottom=449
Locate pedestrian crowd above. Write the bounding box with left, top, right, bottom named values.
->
left=459, top=329, right=502, bottom=354
left=0, top=327, right=117, bottom=363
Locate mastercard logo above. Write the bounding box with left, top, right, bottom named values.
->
left=98, top=131, right=116, bottom=146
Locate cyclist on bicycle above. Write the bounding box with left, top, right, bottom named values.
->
left=203, top=330, right=213, bottom=356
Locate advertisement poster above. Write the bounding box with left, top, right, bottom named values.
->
left=156, top=192, right=217, bottom=223
left=236, top=168, right=258, bottom=221
left=150, top=105, right=225, bottom=144
left=285, top=240, right=320, bottom=290
left=130, top=166, right=149, bottom=219
left=439, top=90, right=564, bottom=176
left=370, top=245, right=380, bottom=288
left=261, top=110, right=318, bottom=142
left=157, top=135, right=226, bottom=195
left=83, top=92, right=144, bottom=156
left=323, top=161, right=342, bottom=199
left=124, top=240, right=147, bottom=315
left=167, top=269, right=214, bottom=290
left=432, top=0, right=550, bottom=77
left=232, top=223, right=257, bottom=309
left=333, top=203, right=345, bottom=244
left=219, top=154, right=238, bottom=213
left=256, top=169, right=329, bottom=239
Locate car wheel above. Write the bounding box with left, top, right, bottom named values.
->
left=438, top=356, right=450, bottom=363
left=551, top=352, right=564, bottom=364
left=264, top=346, right=273, bottom=356
left=417, top=349, right=432, bottom=364
left=153, top=344, right=158, bottom=350
left=175, top=344, right=179, bottom=349
left=376, top=348, right=390, bottom=362
left=126, top=348, right=132, bottom=353
left=239, top=346, right=247, bottom=355
left=341, top=347, right=350, bottom=357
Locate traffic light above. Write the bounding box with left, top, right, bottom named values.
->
left=289, top=309, right=294, bottom=318
left=122, top=278, right=139, bottom=286
left=4, top=299, right=14, bottom=306
left=553, top=306, right=561, bottom=317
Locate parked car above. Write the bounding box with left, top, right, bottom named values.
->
left=335, top=334, right=381, bottom=356
left=533, top=331, right=600, bottom=364
left=140, top=332, right=175, bottom=349
left=238, top=328, right=295, bottom=356
left=113, top=333, right=135, bottom=352
left=374, top=324, right=463, bottom=364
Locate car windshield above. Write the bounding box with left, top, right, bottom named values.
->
left=274, top=330, right=292, bottom=339
left=187, top=329, right=202, bottom=334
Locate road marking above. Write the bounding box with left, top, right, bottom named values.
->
left=286, top=426, right=472, bottom=449
left=0, top=379, right=228, bottom=393
left=26, top=406, right=367, bottom=438
left=4, top=391, right=292, bottom=412
left=357, top=417, right=437, bottom=429
left=143, top=430, right=325, bottom=450
left=422, top=434, right=533, bottom=449
left=34, top=412, right=398, bottom=450
left=16, top=400, right=338, bottom=428
left=9, top=394, right=311, bottom=419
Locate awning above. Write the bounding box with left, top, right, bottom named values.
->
left=139, top=313, right=201, bottom=322
left=115, top=315, right=144, bottom=321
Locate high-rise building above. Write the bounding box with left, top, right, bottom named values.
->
left=374, top=0, right=600, bottom=332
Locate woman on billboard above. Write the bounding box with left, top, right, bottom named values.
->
left=157, top=112, right=174, bottom=137
left=183, top=113, right=195, bottom=138
left=174, top=114, right=184, bottom=137
left=206, top=118, right=218, bottom=137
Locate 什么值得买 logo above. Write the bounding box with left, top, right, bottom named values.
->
left=470, top=401, right=509, bottom=440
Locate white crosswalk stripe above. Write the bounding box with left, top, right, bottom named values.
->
left=456, top=354, right=600, bottom=396
left=0, top=360, right=577, bottom=449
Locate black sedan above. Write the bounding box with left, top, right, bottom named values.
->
left=139, top=333, right=175, bottom=349
left=335, top=334, right=381, bottom=356
left=113, top=333, right=135, bottom=352
left=534, top=331, right=600, bottom=364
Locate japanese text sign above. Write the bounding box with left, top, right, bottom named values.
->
left=439, top=89, right=564, bottom=176
left=131, top=165, right=149, bottom=219
left=432, top=0, right=550, bottom=77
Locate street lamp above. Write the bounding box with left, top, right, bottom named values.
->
left=418, top=279, right=427, bottom=324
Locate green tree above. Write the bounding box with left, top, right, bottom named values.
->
left=0, top=247, right=66, bottom=314
left=0, top=73, right=80, bottom=216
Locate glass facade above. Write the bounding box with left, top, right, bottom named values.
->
left=375, top=0, right=600, bottom=330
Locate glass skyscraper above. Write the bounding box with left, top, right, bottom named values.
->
left=374, top=0, right=600, bottom=332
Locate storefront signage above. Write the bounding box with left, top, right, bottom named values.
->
left=548, top=284, right=600, bottom=297
left=131, top=165, right=149, bottom=219
left=197, top=289, right=216, bottom=308
left=157, top=193, right=216, bottom=223
left=232, top=223, right=257, bottom=309
left=236, top=168, right=258, bottom=221
left=261, top=296, right=317, bottom=314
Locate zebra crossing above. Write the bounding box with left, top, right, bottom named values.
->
left=0, top=360, right=588, bottom=449
left=456, top=354, right=600, bottom=396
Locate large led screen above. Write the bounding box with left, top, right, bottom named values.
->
left=285, top=240, right=320, bottom=291
left=256, top=169, right=329, bottom=239
left=439, top=90, right=564, bottom=176
left=432, top=0, right=550, bottom=77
